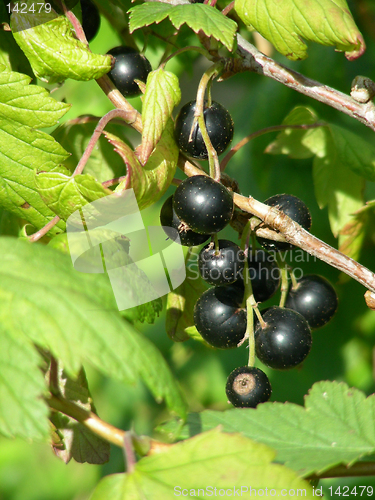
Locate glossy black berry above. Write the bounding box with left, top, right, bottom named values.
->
left=254, top=306, right=312, bottom=369
left=257, top=194, right=312, bottom=252
left=198, top=240, right=245, bottom=285
left=285, top=275, right=338, bottom=329
left=174, top=100, right=234, bottom=160
left=246, top=249, right=280, bottom=302
left=81, top=0, right=101, bottom=42
left=226, top=366, right=272, bottom=408
left=160, top=195, right=210, bottom=247
left=107, top=46, right=152, bottom=98
left=194, top=285, right=246, bottom=348
left=173, top=175, right=234, bottom=234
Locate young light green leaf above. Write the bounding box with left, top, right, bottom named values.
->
left=0, top=238, right=187, bottom=419
left=235, top=0, right=365, bottom=60
left=0, top=116, right=68, bottom=234
left=141, top=68, right=181, bottom=164
left=52, top=118, right=128, bottom=183
left=0, top=65, right=70, bottom=127
left=177, top=381, right=375, bottom=477
left=0, top=308, right=49, bottom=440
left=166, top=249, right=208, bottom=343
left=12, top=15, right=111, bottom=83
left=35, top=170, right=111, bottom=221
left=266, top=106, right=367, bottom=260
left=128, top=3, right=237, bottom=52
left=110, top=120, right=178, bottom=210
left=50, top=366, right=110, bottom=464
left=90, top=429, right=314, bottom=500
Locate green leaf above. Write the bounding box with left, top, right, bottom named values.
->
left=50, top=366, right=110, bottom=465
left=266, top=106, right=366, bottom=260
left=0, top=305, right=49, bottom=440
left=141, top=68, right=181, bottom=164
left=0, top=65, right=70, bottom=127
left=47, top=232, right=162, bottom=325
left=12, top=12, right=111, bottom=83
left=175, top=381, right=375, bottom=477
left=0, top=65, right=70, bottom=233
left=52, top=118, right=128, bottom=183
left=166, top=249, right=208, bottom=343
left=0, top=2, right=33, bottom=76
left=128, top=3, right=237, bottom=52
left=110, top=120, right=178, bottom=210
left=0, top=238, right=187, bottom=419
left=35, top=170, right=111, bottom=221
left=235, top=0, right=365, bottom=60
left=0, top=115, right=68, bottom=234
left=90, top=429, right=314, bottom=500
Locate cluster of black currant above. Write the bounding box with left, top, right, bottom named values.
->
left=160, top=99, right=338, bottom=410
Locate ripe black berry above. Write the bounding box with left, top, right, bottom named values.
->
left=257, top=194, right=312, bottom=251
left=106, top=46, right=152, bottom=98
left=160, top=196, right=210, bottom=247
left=285, top=275, right=338, bottom=329
left=247, top=249, right=280, bottom=302
left=174, top=100, right=234, bottom=160
left=254, top=306, right=312, bottom=369
left=194, top=285, right=246, bottom=348
left=81, top=0, right=101, bottom=42
left=226, top=366, right=272, bottom=408
left=198, top=240, right=245, bottom=285
left=173, top=175, right=234, bottom=234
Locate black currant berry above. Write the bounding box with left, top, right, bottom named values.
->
left=106, top=46, right=152, bottom=98
left=226, top=366, right=272, bottom=408
left=257, top=194, right=312, bottom=251
left=254, top=306, right=312, bottom=369
left=81, top=0, right=101, bottom=42
left=194, top=285, right=246, bottom=348
left=198, top=240, right=245, bottom=285
left=174, top=100, right=234, bottom=160
left=173, top=175, right=234, bottom=234
left=285, top=275, right=338, bottom=329
left=160, top=196, right=210, bottom=247
left=247, top=249, right=280, bottom=302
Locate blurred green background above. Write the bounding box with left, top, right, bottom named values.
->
left=1, top=0, right=375, bottom=498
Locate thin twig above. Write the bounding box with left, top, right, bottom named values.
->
left=179, top=157, right=375, bottom=294
left=28, top=110, right=135, bottom=242
left=233, top=34, right=375, bottom=132
left=220, top=123, right=323, bottom=172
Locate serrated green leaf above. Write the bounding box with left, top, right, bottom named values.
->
left=12, top=13, right=111, bottom=83
left=0, top=307, right=49, bottom=440
left=128, top=3, right=237, bottom=52
left=266, top=106, right=366, bottom=259
left=0, top=237, right=187, bottom=418
left=235, top=0, right=365, bottom=60
left=0, top=65, right=70, bottom=127
left=141, top=68, right=180, bottom=164
left=176, top=381, right=375, bottom=477
left=0, top=115, right=68, bottom=233
left=35, top=170, right=110, bottom=221
left=111, top=120, right=178, bottom=210
left=47, top=232, right=162, bottom=325
left=90, top=429, right=314, bottom=500
left=52, top=118, right=128, bottom=183
left=166, top=249, right=208, bottom=343
left=50, top=366, right=110, bottom=464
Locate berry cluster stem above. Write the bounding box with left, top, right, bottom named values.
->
left=195, top=63, right=224, bottom=181
left=277, top=259, right=290, bottom=308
